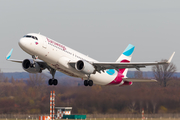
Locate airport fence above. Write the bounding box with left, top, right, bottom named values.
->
left=1, top=114, right=180, bottom=119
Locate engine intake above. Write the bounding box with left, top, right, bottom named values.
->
left=75, top=60, right=95, bottom=74
left=22, top=59, right=42, bottom=73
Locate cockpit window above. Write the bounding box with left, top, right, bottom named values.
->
left=23, top=35, right=38, bottom=40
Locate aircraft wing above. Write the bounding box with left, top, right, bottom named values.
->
left=93, top=61, right=168, bottom=71
left=6, top=59, right=23, bottom=63
left=92, top=52, right=175, bottom=72
left=6, top=49, right=23, bottom=63
left=6, top=49, right=47, bottom=69
left=68, top=52, right=175, bottom=73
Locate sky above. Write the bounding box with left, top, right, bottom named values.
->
left=0, top=0, right=180, bottom=72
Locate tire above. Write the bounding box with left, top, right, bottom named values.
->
left=53, top=79, right=58, bottom=86
left=84, top=80, right=89, bottom=86
left=48, top=79, right=53, bottom=85
left=88, top=80, right=93, bottom=86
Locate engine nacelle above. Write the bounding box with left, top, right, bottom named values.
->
left=22, top=59, right=42, bottom=73
left=75, top=60, right=95, bottom=74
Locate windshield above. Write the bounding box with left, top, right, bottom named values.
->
left=23, top=35, right=38, bottom=40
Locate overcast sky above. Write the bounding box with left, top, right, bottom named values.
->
left=1, top=0, right=180, bottom=72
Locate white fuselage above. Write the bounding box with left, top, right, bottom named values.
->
left=19, top=33, right=122, bottom=86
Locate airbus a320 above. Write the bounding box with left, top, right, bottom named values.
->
left=6, top=33, right=175, bottom=86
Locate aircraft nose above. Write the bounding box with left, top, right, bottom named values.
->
left=18, top=38, right=26, bottom=48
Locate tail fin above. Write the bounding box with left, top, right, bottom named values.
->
left=116, top=44, right=135, bottom=77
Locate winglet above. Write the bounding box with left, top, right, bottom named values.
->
left=6, top=49, right=13, bottom=60
left=167, top=52, right=175, bottom=63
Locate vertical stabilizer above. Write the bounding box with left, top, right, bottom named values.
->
left=116, top=44, right=135, bottom=77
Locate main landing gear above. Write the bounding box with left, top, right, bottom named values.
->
left=84, top=75, right=93, bottom=86
left=48, top=79, right=58, bottom=86
left=31, top=55, right=58, bottom=86
left=48, top=68, right=58, bottom=86
left=84, top=80, right=93, bottom=86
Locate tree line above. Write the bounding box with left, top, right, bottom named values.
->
left=0, top=60, right=178, bottom=114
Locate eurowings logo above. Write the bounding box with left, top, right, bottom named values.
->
left=35, top=42, right=38, bottom=45
left=47, top=38, right=66, bottom=50
left=123, top=44, right=135, bottom=56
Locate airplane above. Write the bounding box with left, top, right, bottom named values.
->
left=6, top=33, right=175, bottom=86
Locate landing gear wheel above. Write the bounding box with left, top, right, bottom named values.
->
left=84, top=80, right=93, bottom=86
left=48, top=79, right=58, bottom=86
left=84, top=80, right=89, bottom=86
left=88, top=80, right=93, bottom=86
left=48, top=79, right=53, bottom=85
left=53, top=79, right=58, bottom=86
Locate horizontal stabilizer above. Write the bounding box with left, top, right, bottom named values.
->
left=123, top=78, right=157, bottom=82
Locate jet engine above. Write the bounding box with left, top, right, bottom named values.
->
left=22, top=59, right=42, bottom=73
left=75, top=60, right=95, bottom=74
